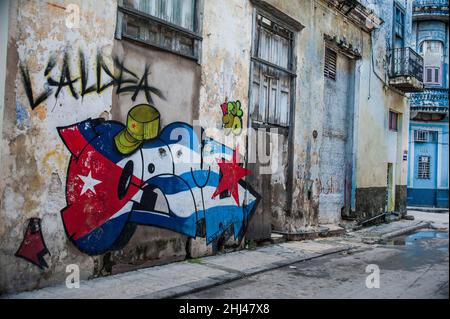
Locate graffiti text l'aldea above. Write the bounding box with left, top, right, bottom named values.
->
left=20, top=50, right=164, bottom=110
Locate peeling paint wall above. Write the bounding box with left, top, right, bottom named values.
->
left=353, top=0, right=411, bottom=218
left=0, top=0, right=118, bottom=293
left=198, top=0, right=252, bottom=149
left=0, top=0, right=412, bottom=294
left=1, top=0, right=261, bottom=294
left=247, top=0, right=411, bottom=225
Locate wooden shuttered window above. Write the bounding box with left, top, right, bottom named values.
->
left=324, top=47, right=337, bottom=80
left=123, top=0, right=196, bottom=31
left=250, top=14, right=295, bottom=127
left=118, top=0, right=200, bottom=60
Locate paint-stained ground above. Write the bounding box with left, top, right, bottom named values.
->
left=182, top=229, right=449, bottom=299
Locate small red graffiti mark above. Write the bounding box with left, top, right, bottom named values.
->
left=46, top=2, right=67, bottom=10
left=15, top=218, right=50, bottom=269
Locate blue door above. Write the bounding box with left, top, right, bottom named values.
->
left=412, top=139, right=438, bottom=206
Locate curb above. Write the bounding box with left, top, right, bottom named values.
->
left=361, top=221, right=431, bottom=244
left=272, top=226, right=346, bottom=242
left=379, top=221, right=431, bottom=241
left=134, top=246, right=353, bottom=299
left=408, top=207, right=449, bottom=214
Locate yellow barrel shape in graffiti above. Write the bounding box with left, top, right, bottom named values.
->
left=114, top=104, right=161, bottom=155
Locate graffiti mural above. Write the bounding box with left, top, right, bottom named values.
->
left=221, top=100, right=243, bottom=136
left=20, top=50, right=164, bottom=110
left=15, top=218, right=50, bottom=269
left=58, top=104, right=260, bottom=255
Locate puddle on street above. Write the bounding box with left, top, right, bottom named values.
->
left=376, top=229, right=449, bottom=271
left=384, top=229, right=448, bottom=254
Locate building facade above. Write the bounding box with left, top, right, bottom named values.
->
left=0, top=0, right=421, bottom=294
left=408, top=0, right=449, bottom=208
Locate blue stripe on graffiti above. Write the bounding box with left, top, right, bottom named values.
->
left=146, top=171, right=220, bottom=194
left=203, top=201, right=257, bottom=244
left=78, top=120, right=126, bottom=164
left=74, top=213, right=130, bottom=255
left=129, top=210, right=197, bottom=238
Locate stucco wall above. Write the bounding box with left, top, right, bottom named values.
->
left=0, top=0, right=259, bottom=294
left=0, top=0, right=414, bottom=294
left=258, top=0, right=410, bottom=224
left=198, top=0, right=252, bottom=151
left=353, top=0, right=411, bottom=218
left=0, top=0, right=118, bottom=293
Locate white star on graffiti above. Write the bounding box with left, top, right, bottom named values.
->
left=78, top=171, right=102, bottom=195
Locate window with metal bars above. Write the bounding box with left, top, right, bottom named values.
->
left=414, top=130, right=437, bottom=143
left=250, top=13, right=295, bottom=127
left=116, top=0, right=201, bottom=60
left=414, top=130, right=429, bottom=142
left=418, top=156, right=431, bottom=179
left=324, top=48, right=337, bottom=80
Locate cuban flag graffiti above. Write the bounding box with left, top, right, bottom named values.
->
left=58, top=118, right=260, bottom=255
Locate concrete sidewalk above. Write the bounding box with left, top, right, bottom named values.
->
left=3, top=210, right=446, bottom=299
left=2, top=239, right=356, bottom=299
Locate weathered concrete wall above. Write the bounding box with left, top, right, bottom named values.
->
left=353, top=0, right=411, bottom=218
left=253, top=0, right=353, bottom=230
left=0, top=0, right=413, bottom=294
left=0, top=0, right=261, bottom=294
left=198, top=0, right=252, bottom=149
left=111, top=40, right=201, bottom=126
left=250, top=0, right=411, bottom=224
left=0, top=0, right=118, bottom=293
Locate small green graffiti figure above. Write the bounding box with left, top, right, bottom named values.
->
left=221, top=100, right=243, bottom=136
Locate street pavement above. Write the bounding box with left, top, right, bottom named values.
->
left=2, top=211, right=448, bottom=299
left=184, top=230, right=448, bottom=299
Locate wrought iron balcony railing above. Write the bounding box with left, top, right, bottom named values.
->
left=414, top=0, right=449, bottom=8
left=413, top=0, right=449, bottom=20
left=410, top=88, right=449, bottom=111
left=389, top=47, right=424, bottom=92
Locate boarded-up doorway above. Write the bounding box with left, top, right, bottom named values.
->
left=319, top=47, right=355, bottom=224
left=245, top=11, right=296, bottom=241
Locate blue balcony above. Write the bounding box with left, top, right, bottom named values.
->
left=413, top=0, right=449, bottom=21
left=410, top=88, right=449, bottom=120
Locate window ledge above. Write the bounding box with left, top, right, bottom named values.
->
left=118, top=6, right=202, bottom=40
